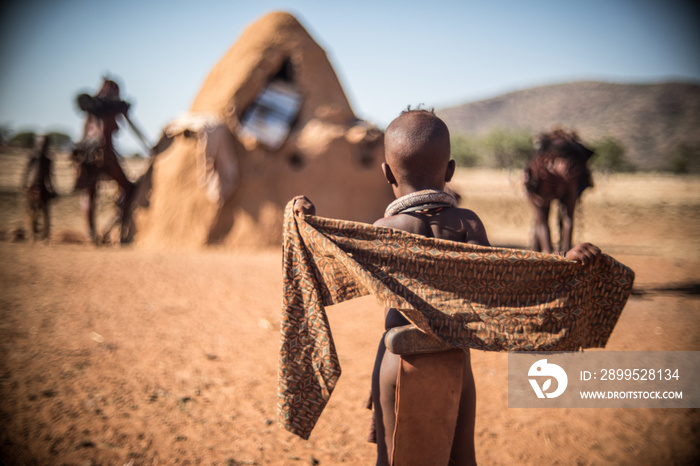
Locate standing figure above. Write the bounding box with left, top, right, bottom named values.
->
left=293, top=111, right=601, bottom=465
left=24, top=135, right=57, bottom=241
left=73, top=78, right=135, bottom=244
left=524, top=128, right=594, bottom=254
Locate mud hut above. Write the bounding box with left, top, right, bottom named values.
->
left=133, top=11, right=393, bottom=249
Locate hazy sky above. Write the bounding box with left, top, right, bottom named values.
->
left=1, top=0, right=699, bottom=153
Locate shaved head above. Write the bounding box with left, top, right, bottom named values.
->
left=384, top=109, right=451, bottom=188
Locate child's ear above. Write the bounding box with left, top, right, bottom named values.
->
left=444, top=159, right=456, bottom=182
left=382, top=162, right=398, bottom=186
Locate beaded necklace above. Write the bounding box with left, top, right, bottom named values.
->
left=384, top=189, right=458, bottom=218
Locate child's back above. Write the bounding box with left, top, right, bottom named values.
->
left=369, top=110, right=485, bottom=465
left=374, top=203, right=489, bottom=244
left=373, top=204, right=484, bottom=466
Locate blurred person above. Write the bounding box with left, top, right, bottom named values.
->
left=24, top=135, right=57, bottom=241
left=73, top=78, right=135, bottom=244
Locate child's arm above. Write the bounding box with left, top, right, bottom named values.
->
left=292, top=195, right=316, bottom=216
left=564, top=242, right=601, bottom=266
left=466, top=214, right=490, bottom=247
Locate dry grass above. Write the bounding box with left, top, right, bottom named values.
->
left=450, top=167, right=700, bottom=259
left=3, top=150, right=698, bottom=259
left=0, top=149, right=150, bottom=240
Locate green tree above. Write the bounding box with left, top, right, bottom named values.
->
left=450, top=134, right=479, bottom=167
left=9, top=131, right=37, bottom=148
left=591, top=137, right=634, bottom=173
left=668, top=144, right=700, bottom=174
left=483, top=130, right=533, bottom=169
left=0, top=124, right=12, bottom=146
left=45, top=131, right=73, bottom=151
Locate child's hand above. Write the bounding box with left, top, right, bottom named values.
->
left=292, top=195, right=316, bottom=216
left=565, top=242, right=601, bottom=266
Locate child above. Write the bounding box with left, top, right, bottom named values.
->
left=293, top=109, right=600, bottom=465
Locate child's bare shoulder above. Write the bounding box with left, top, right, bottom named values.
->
left=449, top=207, right=490, bottom=245
left=373, top=216, right=400, bottom=229
left=452, top=206, right=482, bottom=221
left=375, top=206, right=490, bottom=246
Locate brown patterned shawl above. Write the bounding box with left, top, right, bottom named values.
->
left=278, top=200, right=634, bottom=439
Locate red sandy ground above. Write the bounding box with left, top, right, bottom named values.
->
left=1, top=159, right=699, bottom=465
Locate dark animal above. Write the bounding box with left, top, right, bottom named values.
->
left=523, top=128, right=594, bottom=254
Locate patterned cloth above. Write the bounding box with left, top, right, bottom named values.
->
left=278, top=200, right=634, bottom=439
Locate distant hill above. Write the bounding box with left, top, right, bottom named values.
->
left=436, top=81, right=700, bottom=171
